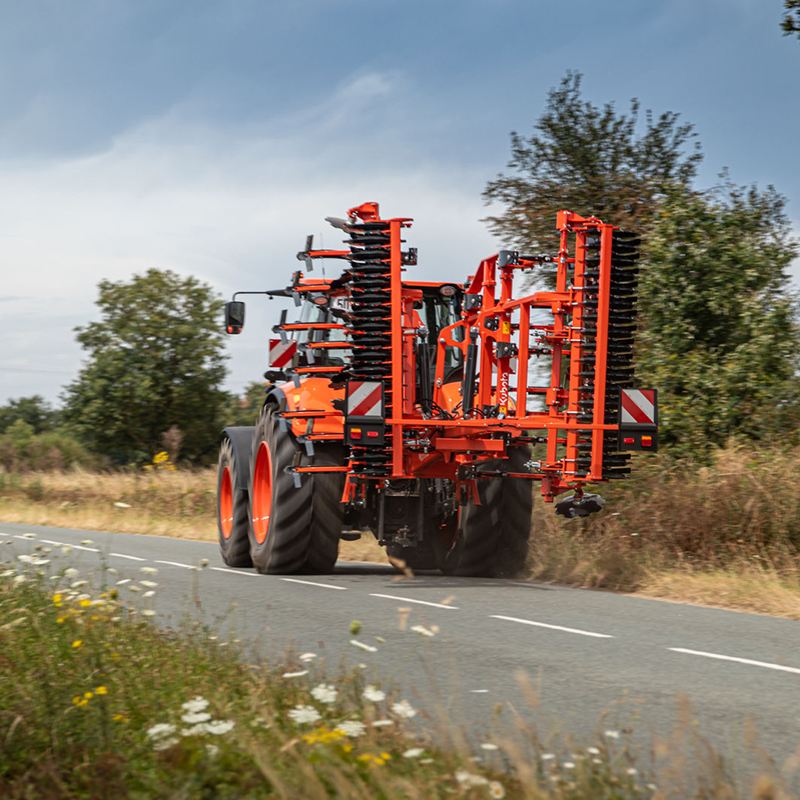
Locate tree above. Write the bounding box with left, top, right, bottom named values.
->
left=222, top=380, right=268, bottom=428
left=62, top=269, right=228, bottom=464
left=483, top=71, right=702, bottom=283
left=783, top=0, right=800, bottom=38
left=0, top=395, right=58, bottom=434
left=636, top=178, right=800, bottom=455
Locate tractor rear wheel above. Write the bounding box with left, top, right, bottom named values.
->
left=217, top=435, right=254, bottom=568
left=248, top=407, right=345, bottom=574
left=443, top=446, right=533, bottom=578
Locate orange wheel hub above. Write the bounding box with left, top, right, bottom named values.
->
left=252, top=441, right=273, bottom=544
left=219, top=466, right=233, bottom=538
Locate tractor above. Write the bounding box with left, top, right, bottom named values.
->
left=217, top=202, right=657, bottom=577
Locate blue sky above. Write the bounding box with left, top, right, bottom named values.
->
left=0, top=0, right=797, bottom=404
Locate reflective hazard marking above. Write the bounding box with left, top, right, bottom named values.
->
left=269, top=339, right=297, bottom=368
left=620, top=389, right=656, bottom=425
left=347, top=382, right=384, bottom=417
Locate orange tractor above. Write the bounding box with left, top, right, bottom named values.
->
left=217, top=202, right=657, bottom=577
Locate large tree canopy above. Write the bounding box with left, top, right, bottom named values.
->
left=637, top=179, right=800, bottom=454
left=483, top=71, right=702, bottom=275
left=62, top=269, right=228, bottom=464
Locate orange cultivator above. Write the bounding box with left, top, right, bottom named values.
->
left=217, top=202, right=657, bottom=577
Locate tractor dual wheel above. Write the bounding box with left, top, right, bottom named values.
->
left=443, top=446, right=533, bottom=578
left=217, top=435, right=254, bottom=568
left=249, top=407, right=345, bottom=574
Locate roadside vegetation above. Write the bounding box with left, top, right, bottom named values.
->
left=2, top=539, right=797, bottom=799
left=4, top=441, right=800, bottom=618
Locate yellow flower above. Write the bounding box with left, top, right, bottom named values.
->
left=78, top=699, right=88, bottom=707
left=153, top=451, right=169, bottom=464
left=80, top=599, right=91, bottom=608
left=84, top=691, right=93, bottom=700
left=57, top=617, right=65, bottom=624
left=72, top=640, right=83, bottom=648
left=95, top=686, right=108, bottom=695
left=53, top=594, right=63, bottom=604
left=72, top=696, right=82, bottom=705
left=113, top=714, right=127, bottom=722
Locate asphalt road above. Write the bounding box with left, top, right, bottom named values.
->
left=5, top=521, right=800, bottom=776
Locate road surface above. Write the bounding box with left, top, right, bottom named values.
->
left=4, top=521, right=800, bottom=774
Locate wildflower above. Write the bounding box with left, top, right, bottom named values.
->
left=357, top=752, right=391, bottom=766
left=182, top=712, right=211, bottom=724
left=183, top=723, right=212, bottom=736
left=626, top=768, right=637, bottom=776
left=70, top=580, right=87, bottom=588
left=371, top=719, right=394, bottom=727
left=310, top=684, right=338, bottom=705
left=411, top=624, right=435, bottom=637
left=563, top=761, right=575, bottom=769
left=80, top=540, right=94, bottom=546
left=182, top=697, right=209, bottom=713
left=481, top=743, right=499, bottom=751
left=541, top=753, right=556, bottom=761
left=143, top=591, right=155, bottom=598
left=146, top=722, right=177, bottom=740
left=72, top=640, right=83, bottom=648
left=336, top=720, right=366, bottom=738
left=488, top=781, right=506, bottom=799
left=282, top=670, right=308, bottom=679
left=299, top=652, right=317, bottom=662
left=113, top=714, right=127, bottom=722
left=62, top=545, right=71, bottom=555
left=22, top=533, right=36, bottom=539
left=403, top=747, right=424, bottom=758
left=349, top=620, right=362, bottom=635
left=587, top=746, right=600, bottom=755
left=350, top=639, right=377, bottom=652
left=63, top=566, right=79, bottom=579
left=95, top=686, right=108, bottom=695
left=153, top=737, right=178, bottom=751
left=420, top=758, right=434, bottom=764
left=114, top=502, right=132, bottom=508
left=140, top=580, right=158, bottom=588
left=107, top=568, right=118, bottom=575
left=128, top=585, right=141, bottom=592
left=12, top=575, right=26, bottom=585
left=604, top=730, right=620, bottom=739
left=363, top=685, right=386, bottom=703
left=140, top=567, right=158, bottom=575
left=592, top=758, right=603, bottom=764
left=455, top=771, right=489, bottom=788
left=141, top=610, right=156, bottom=617
left=0, top=569, right=14, bottom=578
left=288, top=705, right=321, bottom=725
left=391, top=700, right=417, bottom=719
left=116, top=579, right=131, bottom=585
left=206, top=720, right=235, bottom=735
left=200, top=558, right=209, bottom=568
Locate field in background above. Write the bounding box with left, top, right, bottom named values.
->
left=3, top=443, right=800, bottom=618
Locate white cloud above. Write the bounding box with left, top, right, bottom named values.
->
left=0, top=71, right=505, bottom=403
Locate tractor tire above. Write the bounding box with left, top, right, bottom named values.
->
left=248, top=407, right=345, bottom=574
left=217, top=434, right=254, bottom=568
left=443, top=446, right=533, bottom=578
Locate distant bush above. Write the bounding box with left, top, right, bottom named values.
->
left=0, top=420, right=105, bottom=473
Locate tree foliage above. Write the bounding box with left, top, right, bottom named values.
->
left=62, top=269, right=228, bottom=464
left=637, top=179, right=800, bottom=455
left=0, top=396, right=58, bottom=435
left=783, top=0, right=800, bottom=38
left=483, top=71, right=702, bottom=274
left=223, top=380, right=267, bottom=428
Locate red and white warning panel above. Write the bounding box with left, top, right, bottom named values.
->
left=345, top=381, right=385, bottom=447
left=346, top=381, right=384, bottom=418
left=617, top=389, right=658, bottom=452
left=268, top=339, right=297, bottom=369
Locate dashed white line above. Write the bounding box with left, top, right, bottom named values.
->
left=154, top=560, right=196, bottom=570
left=370, top=593, right=459, bottom=610
left=110, top=553, right=146, bottom=561
left=281, top=578, right=347, bottom=590
left=490, top=614, right=613, bottom=639
left=669, top=647, right=800, bottom=675
left=211, top=567, right=260, bottom=577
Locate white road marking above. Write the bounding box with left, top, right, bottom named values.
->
left=70, top=544, right=99, bottom=552
left=40, top=539, right=64, bottom=546
left=370, top=593, right=459, bottom=610
left=281, top=578, right=347, bottom=590
left=490, top=614, right=613, bottom=639
left=211, top=567, right=260, bottom=577
left=110, top=553, right=146, bottom=561
left=669, top=647, right=800, bottom=675
left=155, top=560, right=196, bottom=570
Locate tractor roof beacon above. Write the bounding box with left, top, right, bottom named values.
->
left=216, top=201, right=657, bottom=578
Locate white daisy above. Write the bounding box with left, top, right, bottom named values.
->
left=182, top=697, right=209, bottom=714
left=362, top=685, right=386, bottom=703
left=206, top=720, right=235, bottom=735
left=403, top=748, right=424, bottom=758
left=310, top=684, right=338, bottom=705
left=140, top=567, right=158, bottom=575
left=391, top=700, right=417, bottom=719
left=335, top=720, right=366, bottom=738
left=181, top=712, right=211, bottom=724
left=146, top=723, right=177, bottom=740
left=488, top=781, right=506, bottom=799
left=287, top=705, right=321, bottom=725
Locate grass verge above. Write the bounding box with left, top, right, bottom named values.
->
left=2, top=544, right=797, bottom=799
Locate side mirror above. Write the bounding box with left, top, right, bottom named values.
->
left=225, top=301, right=245, bottom=334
